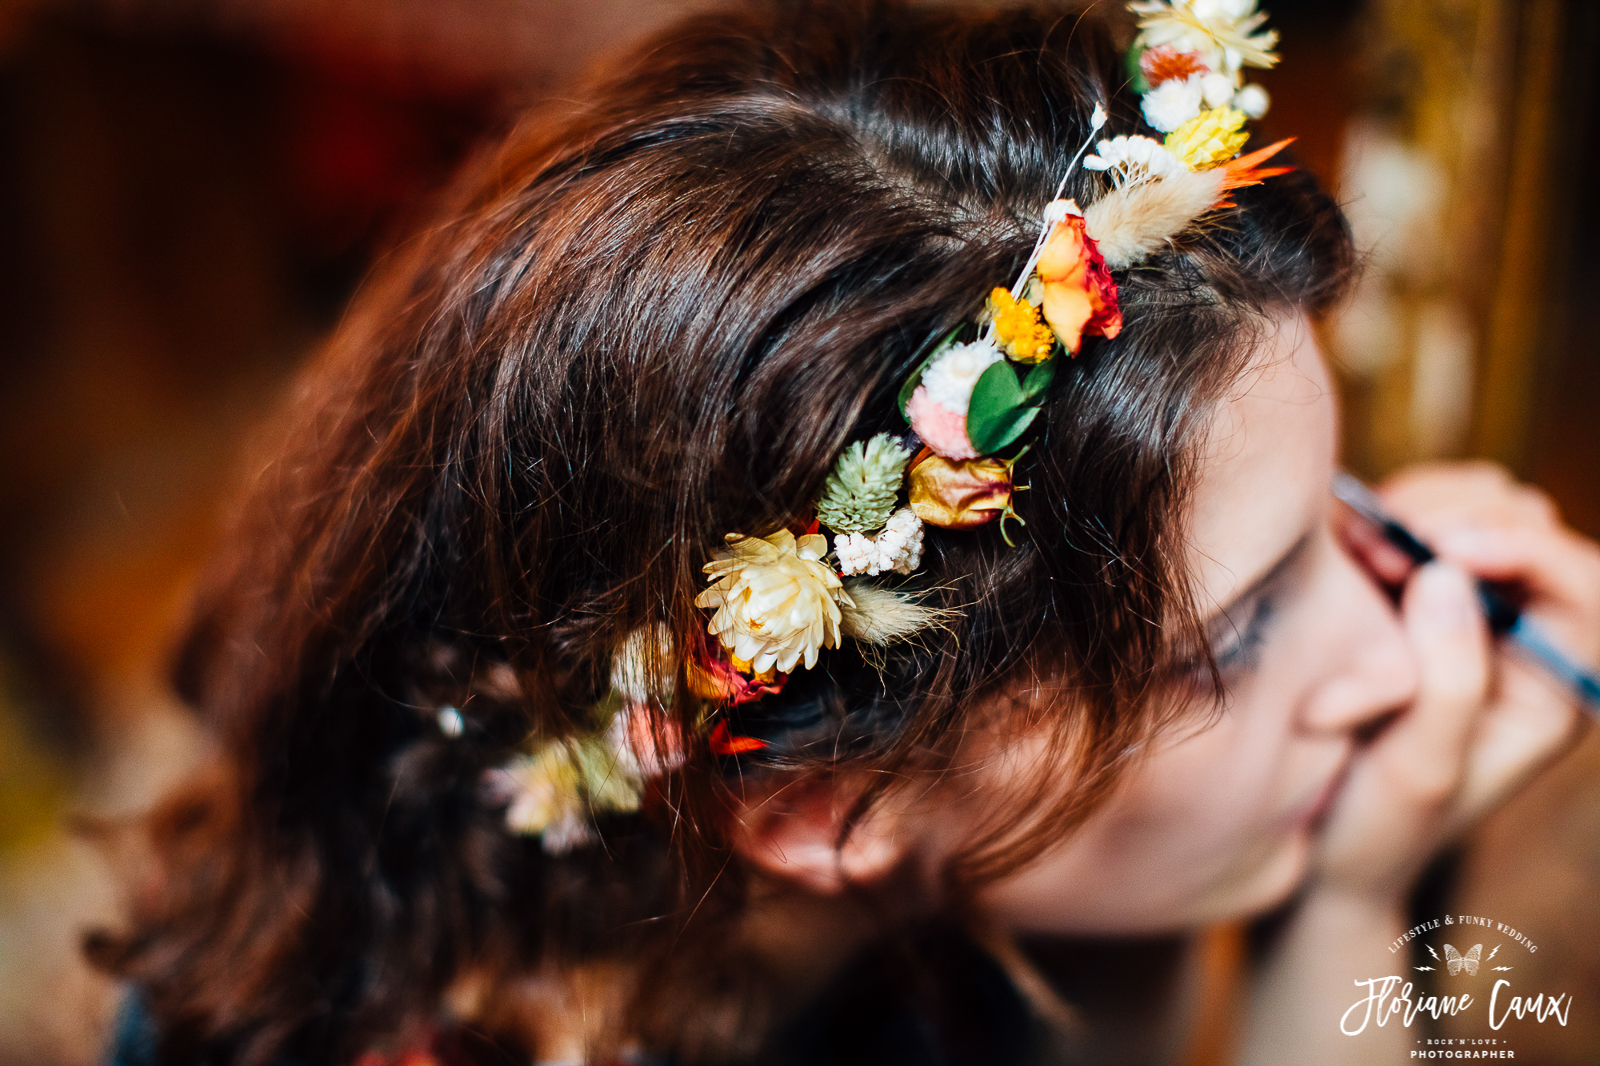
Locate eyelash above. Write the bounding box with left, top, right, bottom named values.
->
left=1212, top=595, right=1275, bottom=676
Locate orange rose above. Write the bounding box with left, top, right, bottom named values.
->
left=1035, top=214, right=1122, bottom=354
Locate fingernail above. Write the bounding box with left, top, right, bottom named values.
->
left=1410, top=562, right=1478, bottom=629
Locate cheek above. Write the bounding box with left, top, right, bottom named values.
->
left=979, top=709, right=1306, bottom=933
left=1112, top=712, right=1295, bottom=880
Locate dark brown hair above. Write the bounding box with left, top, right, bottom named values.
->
left=92, top=2, right=1353, bottom=1063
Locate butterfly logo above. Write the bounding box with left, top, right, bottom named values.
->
left=1444, top=943, right=1482, bottom=976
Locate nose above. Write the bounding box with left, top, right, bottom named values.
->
left=1300, top=534, right=1420, bottom=733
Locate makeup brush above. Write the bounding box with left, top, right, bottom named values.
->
left=1333, top=473, right=1600, bottom=715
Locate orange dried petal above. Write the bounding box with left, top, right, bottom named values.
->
left=1140, top=45, right=1209, bottom=86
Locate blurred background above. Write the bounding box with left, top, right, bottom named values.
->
left=0, top=0, right=1594, bottom=1063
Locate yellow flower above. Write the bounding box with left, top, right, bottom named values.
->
left=695, top=529, right=852, bottom=674
left=497, top=731, right=643, bottom=847
left=986, top=287, right=1055, bottom=363
left=1165, top=107, right=1250, bottom=170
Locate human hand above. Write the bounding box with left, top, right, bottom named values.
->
left=1369, top=462, right=1598, bottom=829
left=1314, top=462, right=1597, bottom=903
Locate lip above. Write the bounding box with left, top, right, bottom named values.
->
left=1292, top=750, right=1354, bottom=831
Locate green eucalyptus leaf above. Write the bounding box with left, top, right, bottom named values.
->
left=1022, top=356, right=1058, bottom=400
left=899, top=325, right=965, bottom=421
left=966, top=361, right=1039, bottom=454
left=982, top=406, right=1040, bottom=454
left=1126, top=44, right=1150, bottom=95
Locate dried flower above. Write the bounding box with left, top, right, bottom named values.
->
left=1165, top=106, right=1249, bottom=169
left=492, top=729, right=643, bottom=851
left=920, top=338, right=1004, bottom=414
left=837, top=579, right=953, bottom=644
left=1131, top=0, right=1279, bottom=78
left=1140, top=74, right=1205, bottom=133
left=1082, top=138, right=1292, bottom=268
left=611, top=623, right=674, bottom=702
left=986, top=288, right=1055, bottom=363
left=815, top=432, right=911, bottom=534
left=1035, top=214, right=1122, bottom=353
left=709, top=721, right=768, bottom=756
left=1084, top=135, right=1188, bottom=183
left=1140, top=44, right=1209, bottom=86
left=1233, top=82, right=1270, bottom=118
left=906, top=385, right=980, bottom=461
left=608, top=699, right=685, bottom=778
left=908, top=452, right=1014, bottom=529
left=835, top=508, right=924, bottom=576
left=696, top=529, right=851, bottom=674
left=687, top=635, right=787, bottom=705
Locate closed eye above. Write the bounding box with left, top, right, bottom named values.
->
left=1212, top=594, right=1274, bottom=677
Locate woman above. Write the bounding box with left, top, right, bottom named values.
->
left=95, top=1, right=1600, bottom=1064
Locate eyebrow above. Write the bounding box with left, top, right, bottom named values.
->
left=1202, top=527, right=1316, bottom=634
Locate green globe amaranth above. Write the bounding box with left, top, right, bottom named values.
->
left=815, top=433, right=911, bottom=534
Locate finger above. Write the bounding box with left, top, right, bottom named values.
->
left=1384, top=563, right=1490, bottom=792
left=1443, top=671, right=1586, bottom=839
left=1434, top=524, right=1600, bottom=627
left=1381, top=465, right=1561, bottom=537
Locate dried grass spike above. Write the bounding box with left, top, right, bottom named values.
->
left=838, top=579, right=953, bottom=645
left=1081, top=167, right=1226, bottom=269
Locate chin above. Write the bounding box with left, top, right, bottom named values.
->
left=1220, top=829, right=1314, bottom=920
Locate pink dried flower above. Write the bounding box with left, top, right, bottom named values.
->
left=907, top=385, right=979, bottom=460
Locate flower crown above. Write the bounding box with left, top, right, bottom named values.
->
left=491, top=0, right=1292, bottom=850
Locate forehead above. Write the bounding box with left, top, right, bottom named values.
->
left=1185, top=315, right=1335, bottom=613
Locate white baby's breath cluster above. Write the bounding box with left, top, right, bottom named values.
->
left=835, top=508, right=924, bottom=577
left=1084, top=134, right=1188, bottom=182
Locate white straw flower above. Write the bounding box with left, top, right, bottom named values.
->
left=495, top=749, right=573, bottom=836
left=1141, top=74, right=1206, bottom=133
left=1131, top=0, right=1280, bottom=80
left=1191, top=0, right=1259, bottom=22
left=696, top=529, right=852, bottom=673
left=540, top=812, right=596, bottom=854
left=920, top=338, right=1003, bottom=416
